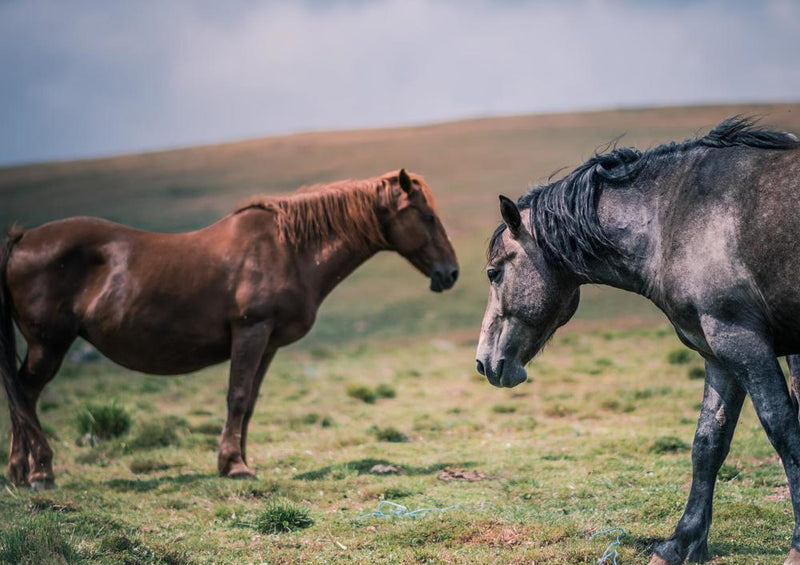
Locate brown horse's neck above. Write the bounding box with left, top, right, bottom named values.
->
left=306, top=236, right=385, bottom=302
left=238, top=178, right=398, bottom=302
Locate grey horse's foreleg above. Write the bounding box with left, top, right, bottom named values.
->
left=651, top=359, right=745, bottom=564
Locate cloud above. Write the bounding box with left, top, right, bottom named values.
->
left=1, top=0, right=799, bottom=164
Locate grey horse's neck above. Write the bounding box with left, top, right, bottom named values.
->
left=576, top=177, right=667, bottom=299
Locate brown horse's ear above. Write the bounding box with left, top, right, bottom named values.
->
left=499, top=195, right=522, bottom=237
left=398, top=169, right=413, bottom=193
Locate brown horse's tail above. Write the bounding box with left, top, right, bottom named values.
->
left=0, top=228, right=22, bottom=412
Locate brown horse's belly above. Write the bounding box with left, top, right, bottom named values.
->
left=83, top=326, right=231, bottom=375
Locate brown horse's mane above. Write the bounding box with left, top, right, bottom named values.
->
left=235, top=171, right=435, bottom=251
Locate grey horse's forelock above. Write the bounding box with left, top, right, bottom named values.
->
left=487, top=116, right=800, bottom=275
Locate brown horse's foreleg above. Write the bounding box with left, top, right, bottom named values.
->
left=218, top=322, right=272, bottom=478
left=11, top=342, right=69, bottom=489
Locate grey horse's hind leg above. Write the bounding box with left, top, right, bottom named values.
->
left=787, top=355, right=800, bottom=425
left=650, top=359, right=745, bottom=565
left=703, top=328, right=800, bottom=564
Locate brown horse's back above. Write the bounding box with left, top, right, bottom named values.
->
left=6, top=215, right=264, bottom=374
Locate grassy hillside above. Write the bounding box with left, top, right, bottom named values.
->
left=4, top=103, right=800, bottom=348
left=2, top=104, right=800, bottom=564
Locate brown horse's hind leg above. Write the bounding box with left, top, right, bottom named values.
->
left=240, top=349, right=276, bottom=466
left=9, top=341, right=69, bottom=489
left=218, top=322, right=273, bottom=479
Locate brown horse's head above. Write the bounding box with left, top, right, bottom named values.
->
left=380, top=169, right=459, bottom=292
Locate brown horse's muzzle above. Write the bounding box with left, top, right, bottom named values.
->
left=430, top=263, right=459, bottom=292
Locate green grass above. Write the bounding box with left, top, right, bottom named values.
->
left=0, top=511, right=80, bottom=565
left=0, top=322, right=792, bottom=564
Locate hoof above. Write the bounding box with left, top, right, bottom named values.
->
left=224, top=462, right=256, bottom=480
left=30, top=478, right=56, bottom=491
left=785, top=548, right=800, bottom=565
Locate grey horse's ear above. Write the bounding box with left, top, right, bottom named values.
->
left=398, top=169, right=413, bottom=193
left=499, top=195, right=522, bottom=236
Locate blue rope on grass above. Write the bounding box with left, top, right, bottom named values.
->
left=591, top=527, right=627, bottom=565
left=359, top=500, right=492, bottom=520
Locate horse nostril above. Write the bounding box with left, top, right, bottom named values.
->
left=450, top=269, right=459, bottom=283
left=476, top=360, right=485, bottom=375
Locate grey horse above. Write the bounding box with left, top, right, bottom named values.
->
left=476, top=118, right=800, bottom=564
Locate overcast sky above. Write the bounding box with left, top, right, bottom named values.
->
left=1, top=0, right=799, bottom=165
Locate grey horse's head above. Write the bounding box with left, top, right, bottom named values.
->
left=475, top=196, right=580, bottom=387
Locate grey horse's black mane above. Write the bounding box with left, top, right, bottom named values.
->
left=489, top=117, right=800, bottom=275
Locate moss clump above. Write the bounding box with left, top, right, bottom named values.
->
left=667, top=348, right=693, bottom=365
left=687, top=366, right=705, bottom=380
left=347, top=384, right=377, bottom=404
left=375, top=384, right=397, bottom=399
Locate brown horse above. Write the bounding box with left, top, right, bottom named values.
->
left=0, top=169, right=458, bottom=489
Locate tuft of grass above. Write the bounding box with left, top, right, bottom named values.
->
left=381, top=486, right=416, bottom=500
left=320, top=415, right=334, bottom=428
left=652, top=436, right=690, bottom=454
left=128, top=456, right=171, bottom=474
left=300, top=412, right=320, bottom=425
left=667, top=348, right=693, bottom=365
left=252, top=499, right=314, bottom=534
left=370, top=425, right=410, bottom=443
left=492, top=403, right=517, bottom=414
left=189, top=421, right=223, bottom=435
left=128, top=417, right=184, bottom=449
left=347, top=384, right=377, bottom=404
left=76, top=402, right=132, bottom=440
left=375, top=383, right=397, bottom=399
left=39, top=400, right=60, bottom=412
left=687, top=366, right=705, bottom=380
left=718, top=463, right=742, bottom=482
left=545, top=404, right=576, bottom=418
left=0, top=511, right=80, bottom=565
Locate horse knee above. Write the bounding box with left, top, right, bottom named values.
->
left=226, top=389, right=250, bottom=415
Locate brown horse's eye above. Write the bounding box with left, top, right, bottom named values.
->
left=423, top=213, right=436, bottom=225
left=487, top=268, right=501, bottom=283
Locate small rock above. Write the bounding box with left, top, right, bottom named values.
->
left=369, top=464, right=402, bottom=475
left=438, top=466, right=493, bottom=482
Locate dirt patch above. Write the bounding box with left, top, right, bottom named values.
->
left=459, top=520, right=535, bottom=548
left=766, top=486, right=790, bottom=502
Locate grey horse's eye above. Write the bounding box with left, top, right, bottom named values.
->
left=487, top=268, right=501, bottom=283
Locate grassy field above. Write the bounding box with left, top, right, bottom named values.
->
left=2, top=104, right=800, bottom=564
